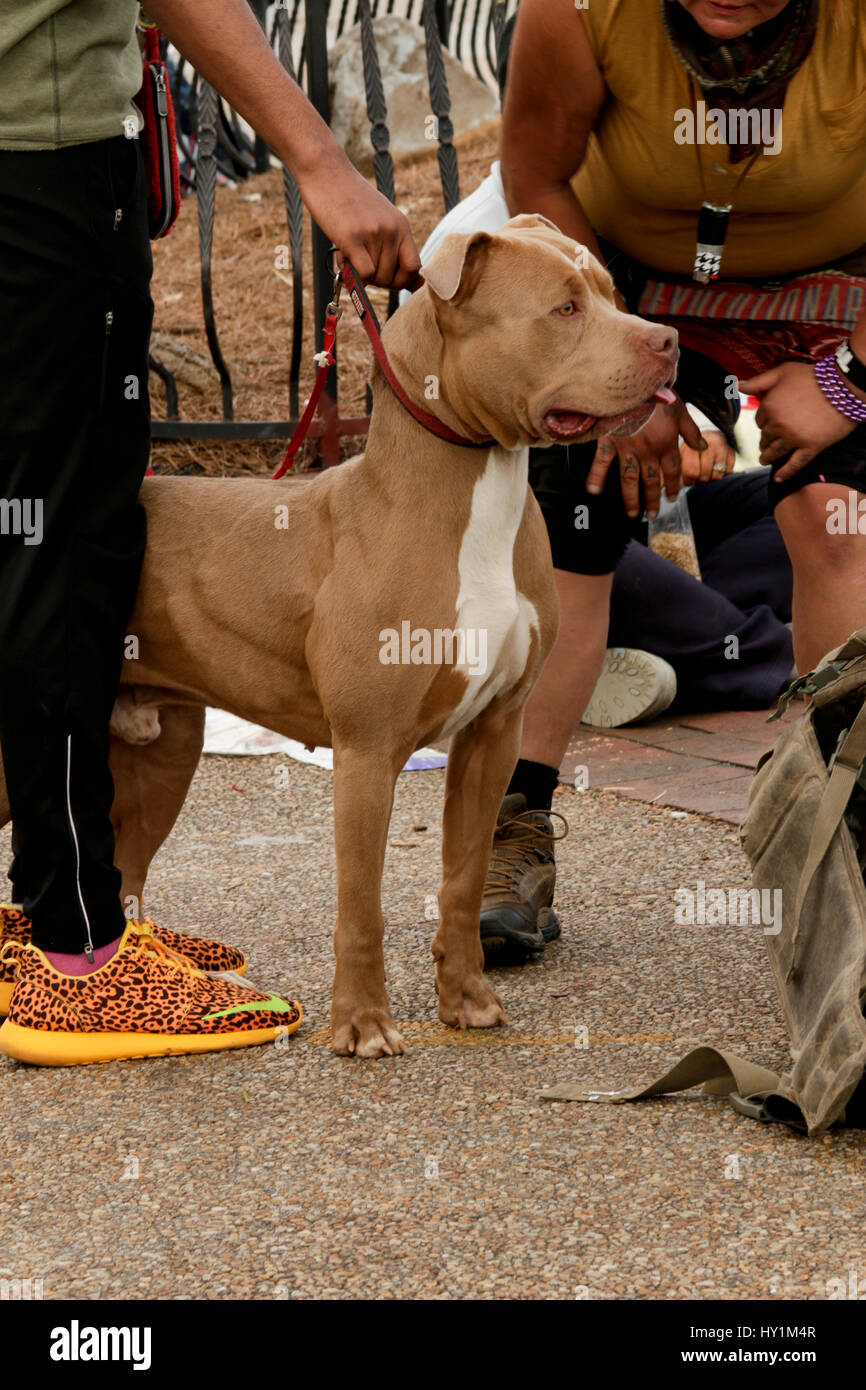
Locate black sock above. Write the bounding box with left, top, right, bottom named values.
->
left=506, top=758, right=559, bottom=813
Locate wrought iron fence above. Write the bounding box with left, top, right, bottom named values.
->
left=309, top=1, right=516, bottom=94
left=150, top=0, right=516, bottom=464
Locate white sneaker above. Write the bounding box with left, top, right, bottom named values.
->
left=581, top=648, right=677, bottom=728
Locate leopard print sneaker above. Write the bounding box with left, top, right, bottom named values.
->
left=0, top=906, right=31, bottom=1017
left=139, top=919, right=246, bottom=977
left=0, top=904, right=246, bottom=1016
left=0, top=919, right=301, bottom=1066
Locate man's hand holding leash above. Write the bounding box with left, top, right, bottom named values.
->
left=145, top=0, right=420, bottom=289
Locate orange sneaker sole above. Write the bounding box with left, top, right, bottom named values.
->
left=0, top=1010, right=302, bottom=1066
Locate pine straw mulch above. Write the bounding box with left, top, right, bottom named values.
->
left=149, top=121, right=500, bottom=477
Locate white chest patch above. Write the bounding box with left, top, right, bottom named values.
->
left=439, top=445, right=539, bottom=737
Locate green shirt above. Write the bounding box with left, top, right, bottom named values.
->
left=0, top=1, right=142, bottom=149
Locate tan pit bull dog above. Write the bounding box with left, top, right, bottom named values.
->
left=0, top=215, right=678, bottom=1058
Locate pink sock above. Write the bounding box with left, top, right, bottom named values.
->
left=45, top=936, right=121, bottom=977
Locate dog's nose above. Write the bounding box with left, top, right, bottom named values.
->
left=638, top=322, right=678, bottom=360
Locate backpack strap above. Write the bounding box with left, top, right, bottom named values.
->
left=788, top=697, right=866, bottom=973
left=769, top=629, right=866, bottom=721
left=139, top=9, right=161, bottom=59
left=830, top=630, right=866, bottom=665
left=541, top=1045, right=783, bottom=1113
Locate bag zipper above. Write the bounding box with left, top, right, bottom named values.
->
left=155, top=65, right=168, bottom=119
left=152, top=65, right=174, bottom=239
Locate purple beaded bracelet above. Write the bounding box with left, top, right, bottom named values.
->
left=814, top=352, right=866, bottom=424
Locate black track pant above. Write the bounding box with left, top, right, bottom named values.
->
left=0, top=136, right=153, bottom=952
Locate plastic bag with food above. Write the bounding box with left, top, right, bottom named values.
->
left=647, top=487, right=701, bottom=581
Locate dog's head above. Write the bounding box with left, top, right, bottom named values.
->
left=418, top=214, right=678, bottom=449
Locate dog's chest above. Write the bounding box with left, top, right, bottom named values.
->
left=439, top=446, right=539, bottom=737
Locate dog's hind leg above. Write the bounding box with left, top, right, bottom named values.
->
left=433, top=706, right=523, bottom=1029
left=109, top=702, right=206, bottom=915
left=330, top=741, right=408, bottom=1058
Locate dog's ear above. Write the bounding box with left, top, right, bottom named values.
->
left=421, top=230, right=494, bottom=304
left=504, top=212, right=564, bottom=236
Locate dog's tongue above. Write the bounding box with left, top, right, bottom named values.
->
left=545, top=388, right=675, bottom=438
left=543, top=409, right=597, bottom=438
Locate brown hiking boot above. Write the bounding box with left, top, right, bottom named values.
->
left=480, top=794, right=568, bottom=962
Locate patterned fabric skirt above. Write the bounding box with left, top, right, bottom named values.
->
left=611, top=246, right=866, bottom=503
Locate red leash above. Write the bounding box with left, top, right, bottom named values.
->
left=272, top=302, right=340, bottom=479
left=273, top=258, right=488, bottom=478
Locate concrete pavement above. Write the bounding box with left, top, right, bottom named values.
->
left=1, top=752, right=864, bottom=1300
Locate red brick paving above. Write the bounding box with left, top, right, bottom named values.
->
left=559, top=704, right=800, bottom=825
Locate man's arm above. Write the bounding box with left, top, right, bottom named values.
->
left=145, top=0, right=420, bottom=288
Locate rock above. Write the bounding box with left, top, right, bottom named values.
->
left=149, top=331, right=214, bottom=394
left=328, top=15, right=499, bottom=176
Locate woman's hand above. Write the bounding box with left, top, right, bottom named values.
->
left=586, top=392, right=706, bottom=519
left=740, top=362, right=857, bottom=483
left=681, top=429, right=735, bottom=484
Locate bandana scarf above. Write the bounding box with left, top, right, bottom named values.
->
left=642, top=0, right=860, bottom=392
left=661, top=0, right=819, bottom=161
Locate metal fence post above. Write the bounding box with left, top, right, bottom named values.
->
left=151, top=1, right=497, bottom=453
left=304, top=0, right=339, bottom=458
left=435, top=0, right=450, bottom=44
left=423, top=0, right=460, bottom=211
left=249, top=0, right=274, bottom=173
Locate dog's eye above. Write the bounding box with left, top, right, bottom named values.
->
left=556, top=301, right=578, bottom=317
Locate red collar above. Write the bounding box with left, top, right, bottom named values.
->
left=273, top=259, right=489, bottom=479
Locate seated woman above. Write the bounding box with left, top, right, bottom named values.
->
left=586, top=466, right=795, bottom=726
left=476, top=0, right=866, bottom=958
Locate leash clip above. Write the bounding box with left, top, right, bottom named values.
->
left=327, top=244, right=344, bottom=311
left=327, top=268, right=344, bottom=321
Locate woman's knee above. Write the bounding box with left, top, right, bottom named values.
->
left=776, top=485, right=866, bottom=574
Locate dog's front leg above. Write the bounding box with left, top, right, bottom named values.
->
left=330, top=742, right=407, bottom=1058
left=433, top=706, right=523, bottom=1028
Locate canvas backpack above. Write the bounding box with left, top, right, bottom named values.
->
left=541, top=628, right=866, bottom=1137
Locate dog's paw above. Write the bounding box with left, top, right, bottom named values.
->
left=331, top=1007, right=407, bottom=1059
left=438, top=976, right=507, bottom=1030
